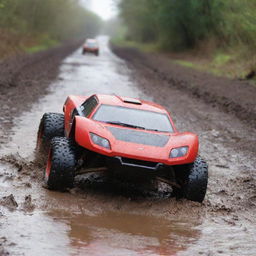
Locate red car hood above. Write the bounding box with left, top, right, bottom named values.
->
left=74, top=117, right=198, bottom=165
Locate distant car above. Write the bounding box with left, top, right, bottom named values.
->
left=36, top=94, right=208, bottom=202
left=82, top=39, right=99, bottom=56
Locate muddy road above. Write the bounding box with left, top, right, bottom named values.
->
left=0, top=36, right=256, bottom=256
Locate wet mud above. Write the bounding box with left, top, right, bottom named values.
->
left=112, top=46, right=256, bottom=128
left=0, top=36, right=256, bottom=255
left=0, top=40, right=82, bottom=146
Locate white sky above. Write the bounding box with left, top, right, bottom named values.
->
left=82, top=0, right=117, bottom=20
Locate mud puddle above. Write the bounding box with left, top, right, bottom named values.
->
left=48, top=211, right=201, bottom=256
left=1, top=36, right=256, bottom=255
left=0, top=156, right=202, bottom=256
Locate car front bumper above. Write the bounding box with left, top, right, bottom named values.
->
left=83, top=48, right=98, bottom=52
left=105, top=156, right=168, bottom=182
left=112, top=156, right=164, bottom=171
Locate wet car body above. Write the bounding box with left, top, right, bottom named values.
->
left=38, top=93, right=208, bottom=202
left=64, top=94, right=198, bottom=180
left=82, top=39, right=99, bottom=56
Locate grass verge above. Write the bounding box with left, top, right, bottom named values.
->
left=0, top=31, right=60, bottom=59
left=24, top=36, right=59, bottom=54
left=112, top=37, right=256, bottom=82
left=111, top=37, right=159, bottom=53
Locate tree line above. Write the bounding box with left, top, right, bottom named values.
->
left=118, top=0, right=256, bottom=51
left=0, top=0, right=102, bottom=51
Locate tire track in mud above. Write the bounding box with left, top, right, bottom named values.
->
left=0, top=40, right=82, bottom=146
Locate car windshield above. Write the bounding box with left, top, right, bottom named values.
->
left=86, top=42, right=97, bottom=48
left=93, top=104, right=173, bottom=132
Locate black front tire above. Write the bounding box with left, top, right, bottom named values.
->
left=174, top=157, right=208, bottom=203
left=45, top=137, right=76, bottom=190
left=36, top=113, right=64, bottom=154
left=184, top=157, right=208, bottom=202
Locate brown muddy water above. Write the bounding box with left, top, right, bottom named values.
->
left=0, top=36, right=256, bottom=256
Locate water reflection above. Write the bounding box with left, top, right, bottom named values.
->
left=49, top=210, right=201, bottom=256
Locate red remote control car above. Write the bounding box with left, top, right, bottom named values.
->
left=82, top=39, right=99, bottom=56
left=37, top=94, right=208, bottom=202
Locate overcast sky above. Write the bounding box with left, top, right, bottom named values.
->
left=81, top=0, right=117, bottom=20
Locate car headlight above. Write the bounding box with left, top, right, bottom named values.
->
left=170, top=146, right=188, bottom=158
left=90, top=133, right=111, bottom=149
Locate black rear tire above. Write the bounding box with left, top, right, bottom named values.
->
left=36, top=113, right=64, bottom=154
left=45, top=137, right=76, bottom=190
left=174, top=157, right=208, bottom=203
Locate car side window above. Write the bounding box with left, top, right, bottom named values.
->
left=71, top=108, right=79, bottom=121
left=81, top=96, right=98, bottom=117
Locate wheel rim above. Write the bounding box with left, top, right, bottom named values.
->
left=45, top=149, right=52, bottom=182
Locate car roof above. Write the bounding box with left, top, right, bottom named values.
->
left=85, top=39, right=97, bottom=43
left=94, top=94, right=168, bottom=114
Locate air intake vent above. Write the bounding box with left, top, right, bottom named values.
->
left=107, top=127, right=170, bottom=147
left=122, top=97, right=142, bottom=105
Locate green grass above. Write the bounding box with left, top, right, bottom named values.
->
left=25, top=36, right=59, bottom=54
left=174, top=50, right=251, bottom=79
left=111, top=37, right=159, bottom=53
left=174, top=60, right=195, bottom=68
left=212, top=53, right=232, bottom=66
left=174, top=55, right=235, bottom=78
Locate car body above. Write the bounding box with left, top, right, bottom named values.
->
left=37, top=94, right=208, bottom=202
left=82, top=39, right=99, bottom=56
left=64, top=94, right=198, bottom=166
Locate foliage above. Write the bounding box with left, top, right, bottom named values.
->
left=117, top=0, right=256, bottom=52
left=0, top=0, right=102, bottom=41
left=104, top=17, right=126, bottom=39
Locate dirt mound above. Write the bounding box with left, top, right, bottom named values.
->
left=0, top=237, right=10, bottom=256
left=0, top=194, right=18, bottom=210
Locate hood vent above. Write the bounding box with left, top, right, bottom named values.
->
left=108, top=127, right=169, bottom=147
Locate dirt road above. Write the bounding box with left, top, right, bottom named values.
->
left=0, top=36, right=256, bottom=256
